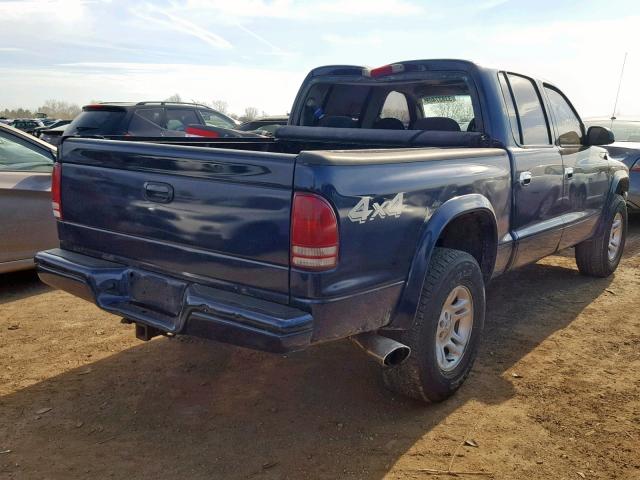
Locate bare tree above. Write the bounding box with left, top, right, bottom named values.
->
left=37, top=99, right=82, bottom=120
left=239, top=106, right=259, bottom=122
left=164, top=93, right=182, bottom=102
left=210, top=99, right=229, bottom=114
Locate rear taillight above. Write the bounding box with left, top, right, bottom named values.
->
left=291, top=192, right=339, bottom=271
left=51, top=162, right=62, bottom=219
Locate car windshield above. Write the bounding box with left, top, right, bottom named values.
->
left=585, top=120, right=640, bottom=142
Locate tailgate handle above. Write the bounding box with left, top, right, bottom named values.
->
left=143, top=182, right=174, bottom=203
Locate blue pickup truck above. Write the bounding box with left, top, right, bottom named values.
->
left=36, top=60, right=629, bottom=402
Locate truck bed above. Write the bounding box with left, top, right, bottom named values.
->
left=90, top=125, right=494, bottom=153
left=49, top=132, right=510, bottom=348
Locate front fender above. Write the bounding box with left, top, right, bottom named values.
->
left=594, top=168, right=629, bottom=237
left=384, top=194, right=497, bottom=331
left=610, top=168, right=630, bottom=198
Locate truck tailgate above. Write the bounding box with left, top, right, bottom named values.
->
left=58, top=138, right=296, bottom=297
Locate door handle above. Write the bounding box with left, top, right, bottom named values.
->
left=143, top=182, right=174, bottom=203
left=519, top=171, right=532, bottom=186
left=565, top=167, right=574, bottom=179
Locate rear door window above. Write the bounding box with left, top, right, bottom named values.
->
left=506, top=74, right=551, bottom=145
left=128, top=108, right=165, bottom=136
left=165, top=108, right=199, bottom=132
left=498, top=73, right=520, bottom=142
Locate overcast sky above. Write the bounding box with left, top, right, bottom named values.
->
left=0, top=0, right=639, bottom=118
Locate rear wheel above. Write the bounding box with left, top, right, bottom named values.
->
left=382, top=248, right=485, bottom=403
left=575, top=194, right=627, bottom=277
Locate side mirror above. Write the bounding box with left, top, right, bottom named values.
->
left=586, top=126, right=615, bottom=146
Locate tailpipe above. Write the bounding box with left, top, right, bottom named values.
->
left=352, top=332, right=411, bottom=367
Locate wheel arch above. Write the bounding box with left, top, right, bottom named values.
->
left=385, top=194, right=498, bottom=332
left=594, top=169, right=629, bottom=237
left=614, top=173, right=629, bottom=196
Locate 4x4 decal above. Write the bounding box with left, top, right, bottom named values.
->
left=348, top=193, right=405, bottom=224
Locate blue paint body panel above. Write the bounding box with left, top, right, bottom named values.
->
left=36, top=59, right=629, bottom=353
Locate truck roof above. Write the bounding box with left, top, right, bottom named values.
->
left=309, top=59, right=486, bottom=77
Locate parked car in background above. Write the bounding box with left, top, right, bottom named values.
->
left=33, top=119, right=71, bottom=138
left=585, top=118, right=640, bottom=212
left=39, top=118, right=58, bottom=127
left=0, top=117, right=12, bottom=125
left=10, top=118, right=45, bottom=135
left=39, top=124, right=68, bottom=146
left=184, top=115, right=289, bottom=139
left=0, top=124, right=58, bottom=273
left=62, top=101, right=239, bottom=140
left=37, top=59, right=628, bottom=403
left=237, top=115, right=289, bottom=136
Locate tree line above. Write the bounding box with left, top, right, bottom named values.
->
left=1, top=100, right=82, bottom=120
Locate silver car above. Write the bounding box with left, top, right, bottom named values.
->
left=0, top=124, right=58, bottom=273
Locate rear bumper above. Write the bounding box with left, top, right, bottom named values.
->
left=35, top=249, right=313, bottom=353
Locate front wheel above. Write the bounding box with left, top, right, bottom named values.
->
left=382, top=248, right=485, bottom=403
left=575, top=194, right=627, bottom=277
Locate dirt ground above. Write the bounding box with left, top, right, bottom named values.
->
left=1, top=219, right=639, bottom=480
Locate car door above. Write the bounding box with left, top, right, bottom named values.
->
left=499, top=72, right=565, bottom=268
left=542, top=85, right=610, bottom=249
left=0, top=129, right=58, bottom=271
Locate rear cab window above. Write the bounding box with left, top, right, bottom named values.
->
left=298, top=71, right=479, bottom=132
left=65, top=107, right=126, bottom=136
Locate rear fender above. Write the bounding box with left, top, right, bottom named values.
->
left=385, top=194, right=497, bottom=331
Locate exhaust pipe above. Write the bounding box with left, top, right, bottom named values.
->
left=352, top=332, right=411, bottom=367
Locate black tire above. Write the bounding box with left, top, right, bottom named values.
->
left=382, top=248, right=485, bottom=403
left=575, top=194, right=627, bottom=278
